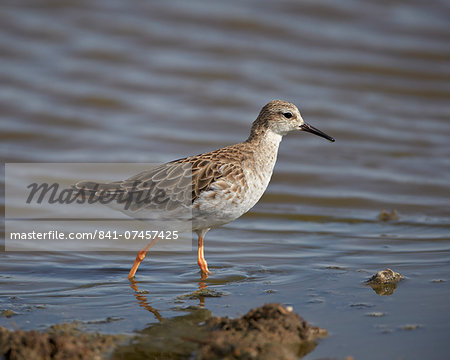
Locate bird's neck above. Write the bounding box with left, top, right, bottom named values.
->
left=245, top=129, right=282, bottom=176
left=246, top=128, right=283, bottom=151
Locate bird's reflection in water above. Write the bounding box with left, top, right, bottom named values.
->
left=128, top=272, right=210, bottom=319
left=198, top=272, right=209, bottom=307
left=128, top=278, right=163, bottom=322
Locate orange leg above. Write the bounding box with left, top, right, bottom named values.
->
left=128, top=236, right=159, bottom=279
left=197, top=233, right=210, bottom=275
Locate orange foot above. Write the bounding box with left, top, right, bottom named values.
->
left=197, top=258, right=210, bottom=275
left=128, top=249, right=147, bottom=279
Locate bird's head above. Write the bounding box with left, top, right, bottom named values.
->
left=249, top=100, right=335, bottom=142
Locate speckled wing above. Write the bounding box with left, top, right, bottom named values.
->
left=178, top=155, right=247, bottom=205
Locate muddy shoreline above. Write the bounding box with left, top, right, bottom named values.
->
left=1, top=304, right=326, bottom=360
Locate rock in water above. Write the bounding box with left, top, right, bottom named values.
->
left=366, top=268, right=403, bottom=295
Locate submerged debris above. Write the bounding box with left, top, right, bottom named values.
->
left=378, top=209, right=399, bottom=221
left=366, top=268, right=403, bottom=295
left=1, top=309, right=18, bottom=318
left=366, top=312, right=386, bottom=317
left=176, top=288, right=228, bottom=300
left=349, top=303, right=375, bottom=309
left=401, top=324, right=421, bottom=331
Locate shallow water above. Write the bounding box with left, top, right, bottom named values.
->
left=1, top=0, right=450, bottom=359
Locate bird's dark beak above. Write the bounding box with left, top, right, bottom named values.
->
left=300, top=123, right=335, bottom=142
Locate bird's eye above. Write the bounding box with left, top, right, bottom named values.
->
left=283, top=112, right=293, bottom=119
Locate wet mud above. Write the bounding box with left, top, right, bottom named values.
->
left=1, top=304, right=326, bottom=360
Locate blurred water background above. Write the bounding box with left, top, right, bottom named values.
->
left=1, top=0, right=449, bottom=359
